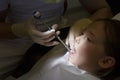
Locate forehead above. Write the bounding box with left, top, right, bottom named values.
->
left=87, top=21, right=106, bottom=43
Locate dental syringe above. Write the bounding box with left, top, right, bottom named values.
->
left=33, top=11, right=71, bottom=52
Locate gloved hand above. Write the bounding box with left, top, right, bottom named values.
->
left=11, top=17, right=60, bottom=46
left=29, top=24, right=60, bottom=46
left=66, top=18, right=92, bottom=49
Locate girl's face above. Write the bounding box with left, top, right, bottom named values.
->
left=69, top=21, right=107, bottom=70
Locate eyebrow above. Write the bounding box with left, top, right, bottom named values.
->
left=87, top=31, right=94, bottom=36
left=87, top=31, right=96, bottom=39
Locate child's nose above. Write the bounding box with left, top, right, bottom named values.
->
left=75, top=36, right=81, bottom=44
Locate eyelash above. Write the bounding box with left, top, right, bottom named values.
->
left=87, top=37, right=92, bottom=42
left=79, top=32, right=84, bottom=36
left=79, top=32, right=93, bottom=42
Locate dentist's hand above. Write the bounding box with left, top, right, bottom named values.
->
left=29, top=24, right=60, bottom=46
left=12, top=17, right=60, bottom=46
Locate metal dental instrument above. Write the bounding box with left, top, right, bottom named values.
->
left=33, top=11, right=71, bottom=52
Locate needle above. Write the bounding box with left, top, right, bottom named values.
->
left=33, top=11, right=71, bottom=52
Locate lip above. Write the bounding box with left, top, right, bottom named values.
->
left=69, top=48, right=75, bottom=55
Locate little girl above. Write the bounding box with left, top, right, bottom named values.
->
left=16, top=18, right=120, bottom=80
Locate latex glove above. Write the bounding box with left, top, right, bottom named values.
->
left=12, top=17, right=60, bottom=46
left=66, top=18, right=92, bottom=49
left=29, top=24, right=60, bottom=46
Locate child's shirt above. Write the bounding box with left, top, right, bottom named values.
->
left=16, top=51, right=101, bottom=80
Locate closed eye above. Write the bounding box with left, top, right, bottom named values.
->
left=86, top=36, right=93, bottom=42
left=80, top=32, right=94, bottom=43
left=79, top=32, right=84, bottom=36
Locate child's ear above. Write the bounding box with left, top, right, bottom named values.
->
left=98, top=56, right=116, bottom=69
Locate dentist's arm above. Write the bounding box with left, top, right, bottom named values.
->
left=79, top=0, right=113, bottom=21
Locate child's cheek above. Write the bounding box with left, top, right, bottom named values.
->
left=76, top=43, right=95, bottom=57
